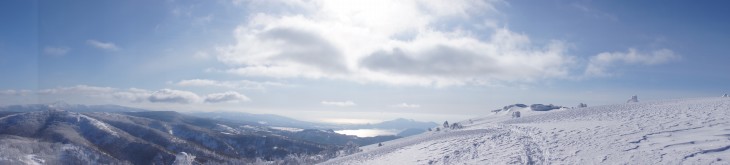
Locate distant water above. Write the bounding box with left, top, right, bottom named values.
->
left=335, top=129, right=399, bottom=137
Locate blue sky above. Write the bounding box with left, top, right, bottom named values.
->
left=1, top=0, right=729, bottom=123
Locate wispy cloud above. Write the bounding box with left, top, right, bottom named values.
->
left=86, top=39, right=120, bottom=51
left=175, top=79, right=289, bottom=90
left=43, top=46, right=70, bottom=56
left=585, top=48, right=680, bottom=77
left=393, top=103, right=421, bottom=108
left=570, top=2, right=618, bottom=21
left=321, top=100, right=356, bottom=107
left=204, top=91, right=250, bottom=103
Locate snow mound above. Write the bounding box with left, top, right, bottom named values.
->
left=322, top=97, right=730, bottom=164
left=627, top=95, right=639, bottom=103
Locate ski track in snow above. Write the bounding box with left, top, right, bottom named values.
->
left=321, top=97, right=730, bottom=164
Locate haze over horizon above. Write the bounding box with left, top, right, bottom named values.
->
left=2, top=0, right=729, bottom=124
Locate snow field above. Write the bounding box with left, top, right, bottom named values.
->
left=322, top=97, right=730, bottom=164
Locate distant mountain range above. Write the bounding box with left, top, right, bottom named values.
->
left=0, top=109, right=342, bottom=164
left=341, top=118, right=438, bottom=130
left=191, top=111, right=438, bottom=131
left=189, top=111, right=330, bottom=129
left=0, top=103, right=432, bottom=164
left=1, top=102, right=438, bottom=132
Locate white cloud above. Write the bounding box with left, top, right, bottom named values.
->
left=148, top=89, right=202, bottom=104
left=321, top=100, right=356, bottom=107
left=216, top=0, right=575, bottom=87
left=43, top=46, right=70, bottom=56
left=35, top=85, right=248, bottom=104
left=204, top=91, right=251, bottom=103
left=585, top=48, right=680, bottom=77
left=393, top=103, right=421, bottom=108
left=175, top=79, right=288, bottom=90
left=86, top=40, right=120, bottom=51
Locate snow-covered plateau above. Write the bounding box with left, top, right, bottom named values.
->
left=322, top=97, right=730, bottom=164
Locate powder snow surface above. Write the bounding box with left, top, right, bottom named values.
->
left=322, top=97, right=730, bottom=164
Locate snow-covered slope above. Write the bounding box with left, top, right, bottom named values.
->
left=322, top=97, right=730, bottom=164
left=0, top=109, right=340, bottom=164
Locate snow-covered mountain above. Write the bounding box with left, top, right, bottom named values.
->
left=322, top=97, right=730, bottom=164
left=0, top=106, right=396, bottom=164
left=0, top=109, right=343, bottom=164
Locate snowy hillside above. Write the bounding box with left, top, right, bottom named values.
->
left=322, top=97, right=730, bottom=164
left=0, top=109, right=351, bottom=164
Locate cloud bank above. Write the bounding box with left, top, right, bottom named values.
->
left=148, top=89, right=201, bottom=104
left=216, top=0, right=576, bottom=86
left=35, top=85, right=250, bottom=104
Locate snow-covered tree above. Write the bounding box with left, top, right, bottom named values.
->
left=338, top=141, right=361, bottom=156
left=443, top=121, right=449, bottom=129
left=577, top=103, right=588, bottom=108
left=450, top=123, right=462, bottom=129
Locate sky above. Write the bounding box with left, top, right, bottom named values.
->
left=1, top=0, right=729, bottom=124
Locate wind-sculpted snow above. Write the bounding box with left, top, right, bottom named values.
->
left=322, top=97, right=730, bottom=164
